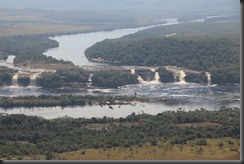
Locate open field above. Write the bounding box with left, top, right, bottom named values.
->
left=0, top=8, right=169, bottom=37
left=0, top=23, right=97, bottom=36
left=54, top=137, right=240, bottom=160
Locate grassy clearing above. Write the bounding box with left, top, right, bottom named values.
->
left=54, top=137, right=240, bottom=160
left=0, top=23, right=96, bottom=36
left=175, top=122, right=223, bottom=128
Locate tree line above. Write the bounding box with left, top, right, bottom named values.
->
left=0, top=35, right=73, bottom=65
left=0, top=107, right=239, bottom=159
left=0, top=95, right=147, bottom=108
left=85, top=22, right=240, bottom=84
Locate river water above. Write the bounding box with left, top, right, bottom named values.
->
left=43, top=18, right=179, bottom=66
left=0, top=16, right=240, bottom=119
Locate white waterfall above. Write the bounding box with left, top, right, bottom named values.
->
left=130, top=68, right=135, bottom=75
left=205, top=72, right=211, bottom=85
left=29, top=73, right=38, bottom=87
left=137, top=75, right=145, bottom=83
left=87, top=73, right=93, bottom=87
left=11, top=73, right=18, bottom=86
left=178, top=70, right=187, bottom=84
left=149, top=68, right=161, bottom=84
left=131, top=68, right=147, bottom=83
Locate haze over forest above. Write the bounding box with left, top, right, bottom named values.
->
left=0, top=0, right=239, bottom=13
left=0, top=0, right=241, bottom=161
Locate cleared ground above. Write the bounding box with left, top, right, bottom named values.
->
left=54, top=137, right=240, bottom=160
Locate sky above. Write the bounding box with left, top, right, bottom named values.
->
left=0, top=0, right=240, bottom=13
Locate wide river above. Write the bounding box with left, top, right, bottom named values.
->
left=43, top=18, right=179, bottom=66
left=0, top=16, right=240, bottom=119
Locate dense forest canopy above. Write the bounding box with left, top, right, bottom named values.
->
left=0, top=67, right=17, bottom=86
left=92, top=71, right=138, bottom=88
left=85, top=21, right=240, bottom=84
left=0, top=35, right=72, bottom=65
left=0, top=107, right=239, bottom=159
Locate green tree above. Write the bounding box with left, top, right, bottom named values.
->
left=36, top=73, right=63, bottom=88
left=17, top=76, right=31, bottom=87
left=157, top=67, right=174, bottom=83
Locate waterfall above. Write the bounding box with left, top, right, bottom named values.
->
left=137, top=75, right=145, bottom=83
left=131, top=68, right=147, bottom=83
left=6, top=55, right=15, bottom=64
left=178, top=70, right=187, bottom=84
left=205, top=72, right=211, bottom=85
left=130, top=68, right=135, bottom=75
left=11, top=73, right=18, bottom=86
left=153, top=72, right=161, bottom=83
left=149, top=68, right=161, bottom=84
left=87, top=73, right=93, bottom=87
left=29, top=73, right=38, bottom=87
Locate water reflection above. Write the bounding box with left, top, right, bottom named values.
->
left=0, top=100, right=239, bottom=120
left=0, top=82, right=240, bottom=119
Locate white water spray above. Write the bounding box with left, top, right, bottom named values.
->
left=205, top=72, right=211, bottom=85
left=29, top=73, right=39, bottom=87
left=11, top=73, right=18, bottom=86
left=149, top=68, right=161, bottom=84
left=178, top=70, right=187, bottom=84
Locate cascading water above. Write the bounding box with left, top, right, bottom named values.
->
left=137, top=75, right=145, bottom=83
left=86, top=73, right=93, bottom=87
left=130, top=68, right=147, bottom=83
left=130, top=68, right=135, bottom=75
left=178, top=70, right=187, bottom=84
left=205, top=72, right=211, bottom=85
left=11, top=73, right=18, bottom=86
left=29, top=73, right=38, bottom=87
left=149, top=68, right=161, bottom=84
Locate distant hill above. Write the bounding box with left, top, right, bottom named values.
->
left=0, top=0, right=239, bottom=15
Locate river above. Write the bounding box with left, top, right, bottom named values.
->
left=43, top=18, right=179, bottom=66
left=0, top=16, right=240, bottom=119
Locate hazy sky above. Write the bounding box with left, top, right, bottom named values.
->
left=0, top=0, right=239, bottom=13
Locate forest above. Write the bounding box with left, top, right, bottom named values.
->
left=0, top=107, right=239, bottom=160
left=157, top=67, right=175, bottom=83
left=0, top=67, right=17, bottom=86
left=85, top=22, right=240, bottom=84
left=0, top=35, right=73, bottom=65
left=92, top=71, right=138, bottom=88
left=0, top=95, right=147, bottom=108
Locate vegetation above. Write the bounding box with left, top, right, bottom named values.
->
left=92, top=71, right=138, bottom=88
left=0, top=67, right=17, bottom=86
left=0, top=8, right=170, bottom=37
left=55, top=137, right=239, bottom=160
left=125, top=21, right=240, bottom=39
left=85, top=21, right=240, bottom=84
left=135, top=69, right=154, bottom=81
left=0, top=95, right=146, bottom=108
left=36, top=73, right=63, bottom=89
left=157, top=67, right=175, bottom=83
left=56, top=68, right=89, bottom=83
left=37, top=68, right=90, bottom=89
left=0, top=35, right=73, bottom=66
left=210, top=66, right=240, bottom=84
left=17, top=76, right=31, bottom=87
left=0, top=107, right=239, bottom=160
left=0, top=51, right=8, bottom=60
left=36, top=69, right=139, bottom=89
left=185, top=72, right=208, bottom=84
left=0, top=73, right=12, bottom=86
